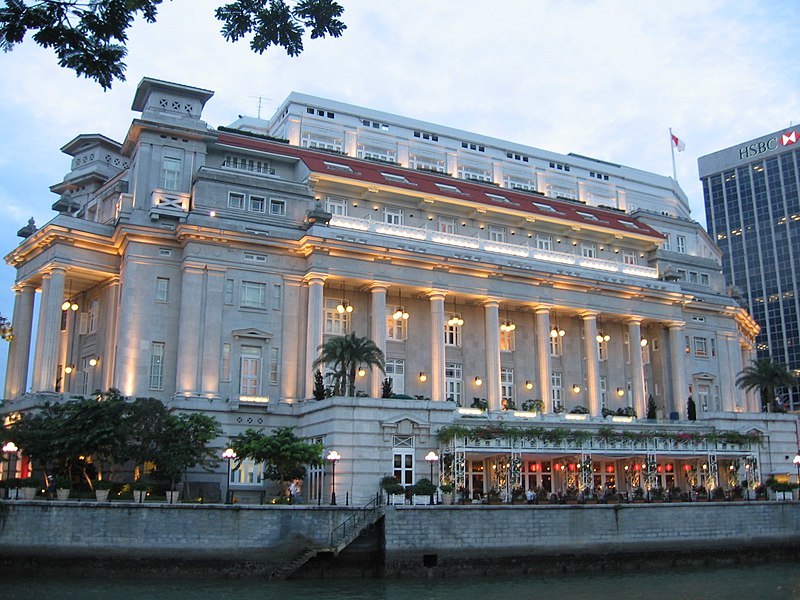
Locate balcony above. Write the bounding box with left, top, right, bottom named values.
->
left=150, top=189, right=191, bottom=221
left=328, top=215, right=659, bottom=279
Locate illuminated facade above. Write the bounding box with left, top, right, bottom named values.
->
left=2, top=78, right=796, bottom=503
left=699, top=128, right=800, bottom=410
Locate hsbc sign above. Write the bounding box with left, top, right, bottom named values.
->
left=738, top=130, right=798, bottom=160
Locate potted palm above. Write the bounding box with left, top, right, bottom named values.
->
left=55, top=475, right=71, bottom=500
left=95, top=479, right=112, bottom=502
left=380, top=475, right=406, bottom=505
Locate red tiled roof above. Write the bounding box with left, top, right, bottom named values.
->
left=216, top=131, right=664, bottom=240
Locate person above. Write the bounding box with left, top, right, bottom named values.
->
left=526, top=488, right=535, bottom=504
left=289, top=479, right=299, bottom=503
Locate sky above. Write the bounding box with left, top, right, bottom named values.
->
left=0, top=0, right=798, bottom=386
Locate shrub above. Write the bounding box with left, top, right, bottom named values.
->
left=410, top=478, right=437, bottom=496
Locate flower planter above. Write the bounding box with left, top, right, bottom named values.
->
left=133, top=490, right=147, bottom=503
left=412, top=494, right=432, bottom=505
left=441, top=492, right=454, bottom=505
left=20, top=487, right=37, bottom=500
left=388, top=493, right=406, bottom=505
left=56, top=488, right=70, bottom=501
left=166, top=490, right=180, bottom=504
left=95, top=489, right=110, bottom=502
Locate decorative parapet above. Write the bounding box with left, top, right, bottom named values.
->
left=329, top=215, right=659, bottom=280
left=150, top=189, right=190, bottom=221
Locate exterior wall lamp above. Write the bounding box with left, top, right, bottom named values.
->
left=474, top=376, right=483, bottom=386
left=418, top=372, right=428, bottom=382
left=572, top=384, right=581, bottom=393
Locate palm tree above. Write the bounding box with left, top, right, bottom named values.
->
left=313, top=332, right=385, bottom=397
left=736, top=358, right=797, bottom=412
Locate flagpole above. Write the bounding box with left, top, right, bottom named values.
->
left=669, top=127, right=677, bottom=181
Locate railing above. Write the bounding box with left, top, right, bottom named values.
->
left=329, top=494, right=382, bottom=548
left=328, top=215, right=659, bottom=279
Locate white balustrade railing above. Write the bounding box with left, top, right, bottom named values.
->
left=328, top=215, right=659, bottom=279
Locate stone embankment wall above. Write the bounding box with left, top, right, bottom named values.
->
left=1, top=500, right=799, bottom=577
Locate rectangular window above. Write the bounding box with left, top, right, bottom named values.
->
left=600, top=376, right=607, bottom=410
left=149, top=342, right=165, bottom=390
left=326, top=197, right=348, bottom=216
left=269, top=347, right=279, bottom=385
left=622, top=251, right=637, bottom=265
left=444, top=322, right=462, bottom=347
left=676, top=235, right=686, bottom=254
left=156, top=277, right=169, bottom=303
left=224, top=278, right=234, bottom=305
left=694, top=336, right=708, bottom=358
left=272, top=284, right=282, bottom=310
left=535, top=235, right=553, bottom=251
left=551, top=372, right=563, bottom=411
left=387, top=308, right=408, bottom=341
left=221, top=343, right=231, bottom=381
left=501, top=368, right=514, bottom=407
left=662, top=234, right=671, bottom=252
left=240, top=281, right=266, bottom=309
left=488, top=226, right=506, bottom=242
left=710, top=338, right=716, bottom=357
left=250, top=195, right=265, bottom=212
left=598, top=339, right=608, bottom=361
left=384, top=207, right=404, bottom=225
left=87, top=300, right=99, bottom=334
left=393, top=450, right=414, bottom=487
left=499, top=327, right=515, bottom=352
left=581, top=243, right=597, bottom=259
left=324, top=298, right=350, bottom=335
left=228, top=192, right=245, bottom=209
left=385, top=358, right=405, bottom=395
left=239, top=346, right=261, bottom=396
left=269, top=198, right=286, bottom=216
left=161, top=157, right=181, bottom=190
left=438, top=217, right=456, bottom=234
left=550, top=334, right=562, bottom=357
left=445, top=363, right=463, bottom=405
left=642, top=344, right=650, bottom=365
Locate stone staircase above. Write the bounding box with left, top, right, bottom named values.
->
left=268, top=497, right=384, bottom=580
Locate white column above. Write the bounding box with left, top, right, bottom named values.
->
left=281, top=276, right=303, bottom=401
left=32, top=267, right=66, bottom=392
left=4, top=283, right=35, bottom=398
left=484, top=300, right=501, bottom=412
left=741, top=344, right=759, bottom=412
left=175, top=265, right=206, bottom=395
left=581, top=312, right=601, bottom=417
left=199, top=267, right=225, bottom=397
left=534, top=307, right=553, bottom=413
left=99, top=278, right=120, bottom=392
left=370, top=283, right=388, bottom=398
left=287, top=118, right=301, bottom=146
left=344, top=129, right=358, bottom=157
left=446, top=152, right=458, bottom=177
left=627, top=318, right=646, bottom=419
left=428, top=291, right=446, bottom=402
left=668, top=323, right=687, bottom=417
left=304, top=274, right=326, bottom=399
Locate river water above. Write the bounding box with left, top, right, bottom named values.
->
left=5, top=561, right=800, bottom=599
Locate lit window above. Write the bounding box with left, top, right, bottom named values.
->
left=324, top=298, right=350, bottom=335
left=387, top=308, right=408, bottom=341
left=239, top=346, right=261, bottom=396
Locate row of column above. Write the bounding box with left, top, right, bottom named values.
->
left=299, top=274, right=693, bottom=417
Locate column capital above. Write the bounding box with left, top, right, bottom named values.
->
left=304, top=272, right=328, bottom=286
left=427, top=289, right=448, bottom=301
left=482, top=298, right=500, bottom=308
left=368, top=281, right=391, bottom=293
left=667, top=321, right=686, bottom=330
left=580, top=310, right=599, bottom=320
left=626, top=316, right=644, bottom=325
left=533, top=305, right=552, bottom=315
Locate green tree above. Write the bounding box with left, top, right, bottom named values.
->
left=152, top=413, right=222, bottom=493
left=313, top=331, right=385, bottom=397
left=0, top=313, right=12, bottom=341
left=736, top=358, right=797, bottom=413
left=646, top=395, right=657, bottom=420
left=229, top=427, right=323, bottom=496
left=0, top=0, right=346, bottom=90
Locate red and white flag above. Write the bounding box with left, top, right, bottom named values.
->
left=671, top=132, right=686, bottom=152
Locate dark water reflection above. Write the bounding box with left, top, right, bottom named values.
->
left=5, top=561, right=800, bottom=599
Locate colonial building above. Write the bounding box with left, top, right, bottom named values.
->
left=2, top=78, right=796, bottom=504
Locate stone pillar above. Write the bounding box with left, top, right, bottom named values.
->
left=484, top=299, right=501, bottom=412
left=32, top=267, right=66, bottom=392
left=428, top=291, right=446, bottom=402
left=304, top=274, right=326, bottom=399
left=99, top=278, right=121, bottom=392
left=370, top=283, right=388, bottom=398
left=4, top=283, right=36, bottom=398
left=668, top=322, right=687, bottom=417
left=741, top=344, right=758, bottom=412
left=534, top=307, right=553, bottom=413
left=199, top=267, right=225, bottom=397
left=287, top=118, right=301, bottom=146
left=281, top=276, right=303, bottom=401
left=627, top=318, right=647, bottom=419
left=175, top=264, right=206, bottom=395
left=581, top=312, right=601, bottom=417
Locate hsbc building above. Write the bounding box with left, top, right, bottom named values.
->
left=699, top=126, right=800, bottom=410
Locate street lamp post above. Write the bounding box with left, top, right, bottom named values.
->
left=793, top=454, right=800, bottom=486
left=425, top=451, right=439, bottom=505
left=327, top=450, right=341, bottom=505
left=222, top=448, right=236, bottom=504
left=3, top=442, right=18, bottom=500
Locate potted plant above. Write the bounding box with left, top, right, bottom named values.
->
left=55, top=475, right=71, bottom=500
left=380, top=475, right=406, bottom=505
left=94, top=479, right=113, bottom=502
left=766, top=476, right=796, bottom=501
left=410, top=478, right=437, bottom=505
left=440, top=482, right=455, bottom=505
left=132, top=478, right=150, bottom=503
left=19, top=476, right=38, bottom=500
